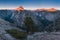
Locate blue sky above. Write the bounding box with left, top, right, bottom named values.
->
left=0, top=0, right=60, bottom=9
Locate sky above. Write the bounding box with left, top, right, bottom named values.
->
left=0, top=0, right=60, bottom=9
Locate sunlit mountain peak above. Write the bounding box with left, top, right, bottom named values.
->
left=16, top=6, right=24, bottom=11
left=47, top=8, right=57, bottom=12
left=37, top=8, right=57, bottom=12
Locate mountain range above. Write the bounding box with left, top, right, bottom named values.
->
left=0, top=6, right=60, bottom=31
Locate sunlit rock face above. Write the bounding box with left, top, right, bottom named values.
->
left=36, top=8, right=57, bottom=12
left=16, top=6, right=24, bottom=11
left=47, top=8, right=57, bottom=12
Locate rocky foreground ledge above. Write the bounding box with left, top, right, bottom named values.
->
left=27, top=32, right=60, bottom=40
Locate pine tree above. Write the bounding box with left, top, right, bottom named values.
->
left=24, top=17, right=36, bottom=34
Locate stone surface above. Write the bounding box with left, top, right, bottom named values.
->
left=27, top=32, right=60, bottom=40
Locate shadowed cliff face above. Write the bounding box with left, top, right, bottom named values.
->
left=0, top=10, right=59, bottom=27
left=0, top=10, right=14, bottom=23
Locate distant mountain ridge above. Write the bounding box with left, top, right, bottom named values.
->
left=36, top=8, right=57, bottom=12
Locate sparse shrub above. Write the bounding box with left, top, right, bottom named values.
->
left=6, top=29, right=27, bottom=40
